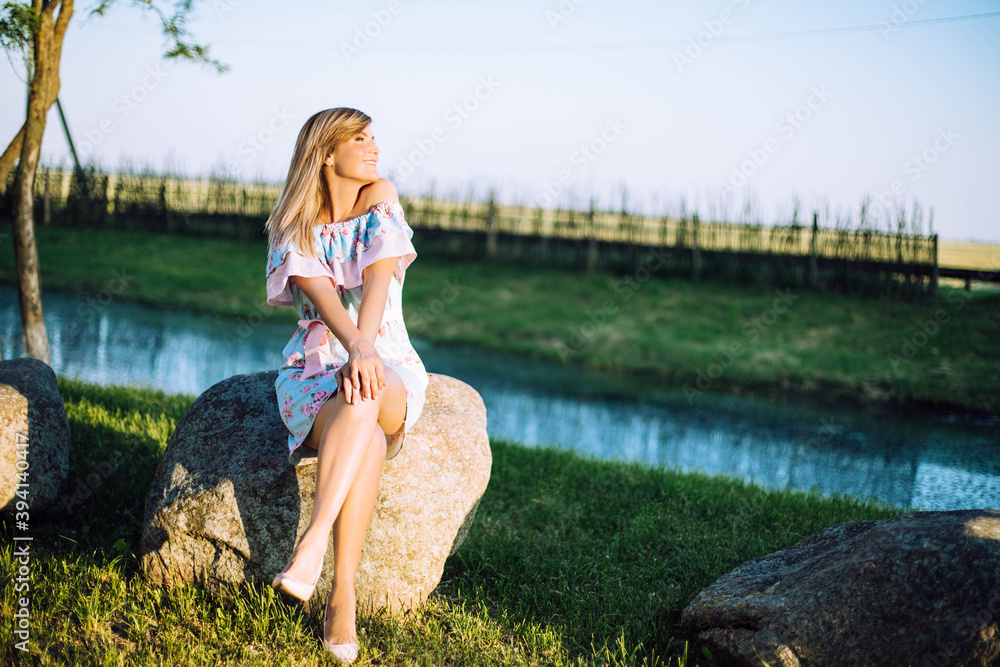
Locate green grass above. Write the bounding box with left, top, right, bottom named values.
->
left=0, top=377, right=902, bottom=666
left=1, top=222, right=998, bottom=415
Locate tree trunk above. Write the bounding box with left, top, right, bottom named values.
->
left=1, top=81, right=71, bottom=190
left=12, top=0, right=73, bottom=363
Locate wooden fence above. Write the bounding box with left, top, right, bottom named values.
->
left=5, top=167, right=948, bottom=298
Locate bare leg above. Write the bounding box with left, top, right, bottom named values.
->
left=324, top=423, right=387, bottom=644
left=277, top=368, right=407, bottom=591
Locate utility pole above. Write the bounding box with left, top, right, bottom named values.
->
left=55, top=97, right=88, bottom=198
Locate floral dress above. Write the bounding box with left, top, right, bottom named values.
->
left=265, top=200, right=428, bottom=466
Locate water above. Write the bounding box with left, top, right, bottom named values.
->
left=2, top=284, right=997, bottom=511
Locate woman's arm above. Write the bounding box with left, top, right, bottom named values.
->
left=357, top=256, right=397, bottom=343
left=291, top=275, right=364, bottom=349
left=291, top=274, right=385, bottom=404
left=354, top=179, right=403, bottom=345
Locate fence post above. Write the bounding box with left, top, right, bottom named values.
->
left=809, top=211, right=818, bottom=289
left=586, top=198, right=598, bottom=273
left=930, top=233, right=939, bottom=298
left=485, top=189, right=497, bottom=261
left=691, top=213, right=701, bottom=280
left=619, top=193, right=638, bottom=267
left=538, top=207, right=550, bottom=262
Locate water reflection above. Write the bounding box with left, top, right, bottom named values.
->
left=1, top=284, right=997, bottom=511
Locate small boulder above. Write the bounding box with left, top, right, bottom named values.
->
left=0, top=358, right=70, bottom=513
left=682, top=509, right=1000, bottom=666
left=139, top=371, right=491, bottom=615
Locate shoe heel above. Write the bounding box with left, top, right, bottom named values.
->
left=271, top=552, right=325, bottom=602
left=322, top=605, right=359, bottom=663
left=271, top=573, right=316, bottom=602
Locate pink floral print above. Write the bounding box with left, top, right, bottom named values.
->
left=265, top=200, right=429, bottom=466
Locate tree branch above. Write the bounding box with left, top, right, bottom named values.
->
left=39, top=0, right=56, bottom=21
left=0, top=123, right=26, bottom=192
left=87, top=0, right=228, bottom=73
left=54, top=0, right=71, bottom=41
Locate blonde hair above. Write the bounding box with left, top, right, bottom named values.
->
left=264, top=107, right=372, bottom=261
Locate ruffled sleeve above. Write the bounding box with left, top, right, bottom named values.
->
left=265, top=233, right=336, bottom=307
left=324, top=200, right=417, bottom=290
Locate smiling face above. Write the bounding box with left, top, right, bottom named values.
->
left=324, top=123, right=379, bottom=183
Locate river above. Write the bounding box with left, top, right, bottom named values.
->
left=1, top=284, right=997, bottom=511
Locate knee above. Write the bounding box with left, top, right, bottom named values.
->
left=335, top=385, right=383, bottom=415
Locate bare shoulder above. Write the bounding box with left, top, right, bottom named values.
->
left=361, top=178, right=399, bottom=209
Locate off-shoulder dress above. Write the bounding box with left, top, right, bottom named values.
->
left=265, top=200, right=429, bottom=466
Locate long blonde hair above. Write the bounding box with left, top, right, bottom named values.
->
left=264, top=107, right=372, bottom=261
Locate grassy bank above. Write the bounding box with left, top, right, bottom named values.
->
left=1, top=223, right=999, bottom=416
left=0, top=377, right=902, bottom=666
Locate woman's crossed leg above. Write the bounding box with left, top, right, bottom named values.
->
left=279, top=366, right=407, bottom=644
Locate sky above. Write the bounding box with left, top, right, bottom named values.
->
left=2, top=0, right=999, bottom=242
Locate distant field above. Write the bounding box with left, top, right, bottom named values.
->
left=938, top=239, right=1000, bottom=272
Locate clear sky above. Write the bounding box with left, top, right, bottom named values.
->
left=2, top=0, right=998, bottom=242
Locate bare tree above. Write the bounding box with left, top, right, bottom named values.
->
left=0, top=0, right=226, bottom=362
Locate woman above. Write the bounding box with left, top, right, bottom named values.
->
left=263, top=107, right=429, bottom=662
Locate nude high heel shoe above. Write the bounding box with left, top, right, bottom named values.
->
left=322, top=604, right=359, bottom=663
left=271, top=550, right=325, bottom=603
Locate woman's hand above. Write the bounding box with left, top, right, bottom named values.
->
left=336, top=338, right=386, bottom=405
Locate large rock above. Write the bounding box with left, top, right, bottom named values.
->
left=0, top=358, right=70, bottom=513
left=682, top=510, right=1000, bottom=666
left=139, top=371, right=491, bottom=615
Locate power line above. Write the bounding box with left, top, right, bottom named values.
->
left=388, top=10, right=1000, bottom=53
left=658, top=10, right=1000, bottom=48
left=82, top=11, right=1000, bottom=54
